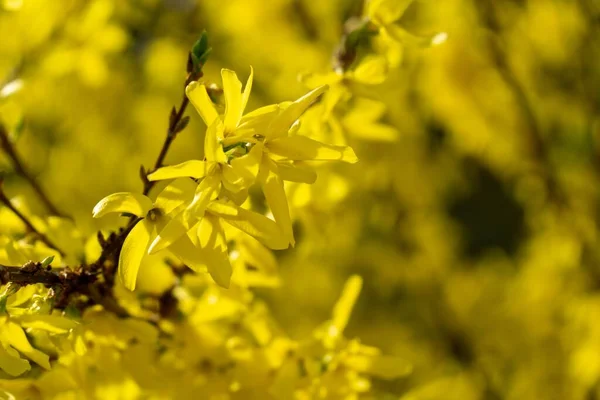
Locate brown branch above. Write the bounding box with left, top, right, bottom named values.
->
left=142, top=72, right=198, bottom=196
left=0, top=182, right=65, bottom=256
left=0, top=123, right=67, bottom=217
left=0, top=262, right=62, bottom=286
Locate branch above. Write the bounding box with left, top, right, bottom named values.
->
left=0, top=123, right=67, bottom=217
left=0, top=261, right=62, bottom=286
left=0, top=181, right=66, bottom=256
left=142, top=72, right=197, bottom=196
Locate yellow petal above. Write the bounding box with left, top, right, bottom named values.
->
left=351, top=55, right=388, bottom=85
left=14, top=315, right=78, bottom=334
left=0, top=343, right=30, bottom=376
left=268, top=135, right=358, bottom=163
left=221, top=163, right=245, bottom=193
left=368, top=0, right=413, bottom=25
left=259, top=159, right=294, bottom=246
left=154, top=178, right=197, bottom=215
left=92, top=192, right=153, bottom=218
left=239, top=104, right=281, bottom=131
left=168, top=233, right=207, bottom=274
left=3, top=321, right=51, bottom=370
left=343, top=354, right=412, bottom=379
left=118, top=219, right=152, bottom=291
left=204, top=120, right=227, bottom=163
left=266, top=85, right=328, bottom=138
left=197, top=215, right=232, bottom=288
left=186, top=81, right=219, bottom=127
left=331, top=275, right=362, bottom=334
left=148, top=216, right=188, bottom=254
left=148, top=160, right=210, bottom=181
left=207, top=201, right=288, bottom=250
left=185, top=173, right=221, bottom=222
left=275, top=161, right=317, bottom=183
left=241, top=66, right=254, bottom=116
left=230, top=142, right=263, bottom=186
left=221, top=68, right=243, bottom=134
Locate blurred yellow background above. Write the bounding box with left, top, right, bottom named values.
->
left=2, top=0, right=600, bottom=398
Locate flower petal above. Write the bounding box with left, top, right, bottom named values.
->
left=208, top=201, right=288, bottom=250
left=148, top=216, right=188, bottom=254
left=155, top=178, right=197, bottom=215
left=184, top=174, right=221, bottom=223
left=268, top=135, right=358, bottom=163
left=259, top=159, right=294, bottom=246
left=230, top=142, right=263, bottom=186
left=186, top=81, right=219, bottom=127
left=275, top=161, right=317, bottom=184
left=266, top=85, right=328, bottom=139
left=148, top=160, right=210, bottom=181
left=92, top=192, right=153, bottom=218
left=205, top=120, right=227, bottom=163
left=197, top=215, right=232, bottom=288
left=241, top=66, right=254, bottom=116
left=221, top=68, right=243, bottom=134
left=118, top=219, right=152, bottom=291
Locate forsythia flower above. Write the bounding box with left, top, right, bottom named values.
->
left=93, top=178, right=288, bottom=289
left=150, top=67, right=358, bottom=247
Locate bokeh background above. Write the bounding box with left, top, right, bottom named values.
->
left=2, top=0, right=600, bottom=398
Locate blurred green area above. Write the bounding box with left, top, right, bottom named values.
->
left=2, top=0, right=600, bottom=398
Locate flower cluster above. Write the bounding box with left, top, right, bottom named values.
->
left=93, top=68, right=357, bottom=290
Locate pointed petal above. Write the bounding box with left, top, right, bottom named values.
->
left=4, top=321, right=50, bottom=370
left=148, top=160, right=210, bottom=181
left=155, top=178, right=198, bottom=215
left=230, top=142, right=263, bottom=186
left=0, top=344, right=30, bottom=376
left=184, top=174, right=220, bottom=222
left=241, top=66, right=254, bottom=113
left=266, top=85, right=328, bottom=139
left=148, top=216, right=188, bottom=254
left=208, top=201, right=288, bottom=250
left=197, top=215, right=232, bottom=288
left=118, top=219, right=152, bottom=291
left=186, top=81, right=219, bottom=127
left=204, top=120, right=227, bottom=163
left=331, top=275, right=363, bottom=334
left=275, top=161, right=317, bottom=183
left=92, top=192, right=153, bottom=218
left=268, top=135, right=358, bottom=163
left=221, top=69, right=243, bottom=134
left=260, top=159, right=294, bottom=246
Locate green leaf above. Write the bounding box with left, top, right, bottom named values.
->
left=92, top=192, right=153, bottom=218
left=40, top=256, right=54, bottom=269
left=190, top=31, right=212, bottom=72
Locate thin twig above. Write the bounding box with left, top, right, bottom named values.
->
left=0, top=183, right=65, bottom=256
left=0, top=123, right=67, bottom=217
left=142, top=74, right=196, bottom=196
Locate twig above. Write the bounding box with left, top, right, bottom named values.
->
left=0, top=182, right=65, bottom=256
left=0, top=123, right=67, bottom=217
left=142, top=73, right=197, bottom=196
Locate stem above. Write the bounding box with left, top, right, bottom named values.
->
left=142, top=79, right=192, bottom=196
left=0, top=186, right=65, bottom=256
left=0, top=123, right=67, bottom=217
left=0, top=262, right=62, bottom=286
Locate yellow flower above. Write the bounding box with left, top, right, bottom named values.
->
left=366, top=0, right=447, bottom=67
left=228, top=85, right=358, bottom=246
